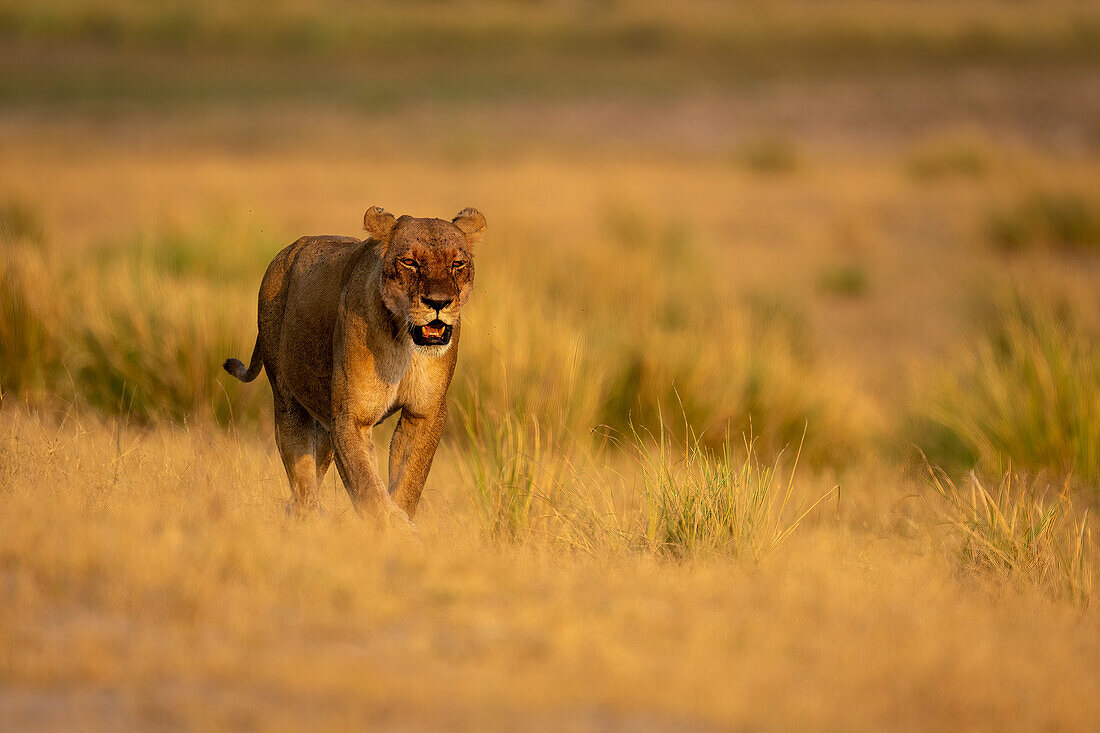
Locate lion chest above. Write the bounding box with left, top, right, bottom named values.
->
left=334, top=340, right=449, bottom=425
left=393, top=353, right=450, bottom=417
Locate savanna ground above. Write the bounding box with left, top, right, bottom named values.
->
left=2, top=1, right=1100, bottom=730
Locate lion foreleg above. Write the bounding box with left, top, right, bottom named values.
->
left=332, top=411, right=411, bottom=528
left=389, top=403, right=447, bottom=518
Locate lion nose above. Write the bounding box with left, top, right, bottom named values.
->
left=421, top=296, right=453, bottom=312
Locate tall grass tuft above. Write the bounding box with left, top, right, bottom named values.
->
left=0, top=198, right=46, bottom=246
left=988, top=190, right=1100, bottom=253
left=906, top=138, right=989, bottom=182
left=817, top=262, right=869, bottom=298
left=732, top=138, right=800, bottom=175
left=926, top=467, right=1093, bottom=606
left=915, top=289, right=1100, bottom=490
left=631, top=421, right=837, bottom=560
left=0, top=248, right=62, bottom=403
left=453, top=406, right=574, bottom=544
left=0, top=200, right=54, bottom=402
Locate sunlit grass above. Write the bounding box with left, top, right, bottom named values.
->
left=0, top=246, right=60, bottom=404
left=0, top=197, right=46, bottom=245
left=1, top=198, right=870, bottom=467
left=631, top=421, right=837, bottom=560
left=732, top=138, right=800, bottom=175
left=926, top=466, right=1093, bottom=606
left=915, top=289, right=1100, bottom=490
left=0, top=229, right=265, bottom=424
left=453, top=402, right=838, bottom=561
left=988, top=190, right=1100, bottom=253
left=454, top=406, right=571, bottom=545
left=2, top=410, right=1098, bottom=730
left=817, top=262, right=869, bottom=298
left=906, top=138, right=990, bottom=182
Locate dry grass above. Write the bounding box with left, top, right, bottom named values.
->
left=2, top=127, right=1100, bottom=726
left=453, top=408, right=577, bottom=545
left=2, top=410, right=1100, bottom=730
left=988, top=190, right=1100, bottom=253
left=451, top=404, right=839, bottom=561
left=630, top=422, right=836, bottom=560
left=915, top=288, right=1100, bottom=490
left=926, top=467, right=1093, bottom=606
left=0, top=239, right=262, bottom=424
left=2, top=128, right=1099, bottom=728
left=906, top=136, right=991, bottom=182
left=0, top=174, right=873, bottom=467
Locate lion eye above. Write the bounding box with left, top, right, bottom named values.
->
left=451, top=260, right=468, bottom=270
left=399, top=258, right=418, bottom=269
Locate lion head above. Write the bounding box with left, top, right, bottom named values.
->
left=363, top=206, right=486, bottom=352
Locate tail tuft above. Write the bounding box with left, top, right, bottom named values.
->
left=223, top=337, right=264, bottom=383
left=223, top=358, right=247, bottom=380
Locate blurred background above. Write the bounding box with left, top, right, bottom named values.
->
left=2, top=0, right=1099, bottom=488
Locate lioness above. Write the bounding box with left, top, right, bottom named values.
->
left=224, top=206, right=485, bottom=527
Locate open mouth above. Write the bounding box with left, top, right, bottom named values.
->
left=411, top=319, right=453, bottom=346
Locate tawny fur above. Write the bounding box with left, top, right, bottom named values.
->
left=224, top=207, right=486, bottom=526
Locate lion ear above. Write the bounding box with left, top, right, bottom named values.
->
left=363, top=206, right=398, bottom=243
left=452, top=207, right=486, bottom=246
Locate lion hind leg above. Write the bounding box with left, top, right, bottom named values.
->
left=274, top=399, right=326, bottom=517
left=312, top=422, right=334, bottom=505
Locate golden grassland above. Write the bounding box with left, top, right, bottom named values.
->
left=4, top=129, right=1099, bottom=463
left=3, top=410, right=1100, bottom=731
left=3, top=1, right=1100, bottom=728
left=3, top=123, right=1099, bottom=729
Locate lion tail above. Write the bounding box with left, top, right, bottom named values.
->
left=223, top=336, right=264, bottom=383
